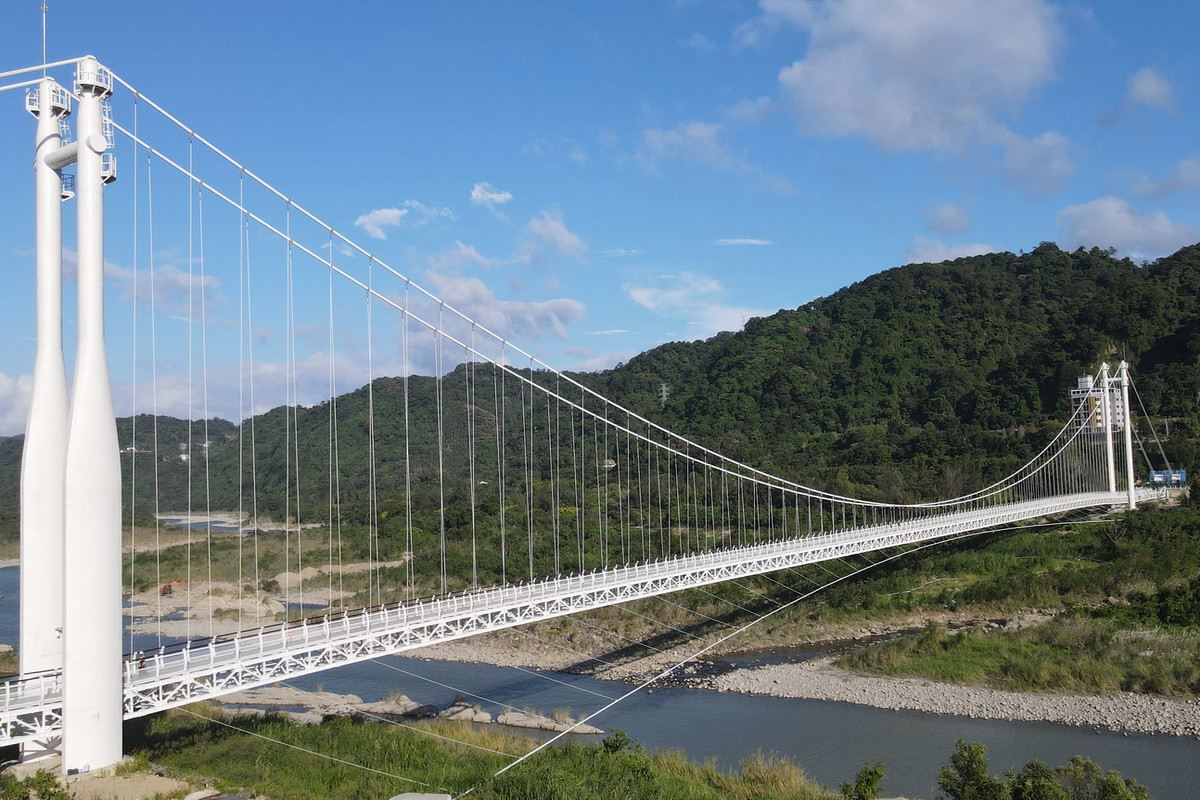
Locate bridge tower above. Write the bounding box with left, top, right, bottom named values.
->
left=19, top=74, right=71, bottom=761
left=23, top=56, right=124, bottom=773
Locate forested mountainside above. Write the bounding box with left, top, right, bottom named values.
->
left=583, top=242, right=1200, bottom=498
left=1, top=241, right=1197, bottom=542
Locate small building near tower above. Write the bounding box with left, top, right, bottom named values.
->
left=1069, top=373, right=1125, bottom=432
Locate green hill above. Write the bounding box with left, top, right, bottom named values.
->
left=2, top=242, right=1197, bottom=558
left=584, top=242, right=1200, bottom=499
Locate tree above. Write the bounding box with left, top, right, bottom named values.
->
left=937, top=741, right=1011, bottom=800
left=1056, top=756, right=1152, bottom=800
left=1009, top=760, right=1067, bottom=800
left=841, top=761, right=886, bottom=800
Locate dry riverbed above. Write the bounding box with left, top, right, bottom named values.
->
left=219, top=684, right=602, bottom=734
left=411, top=614, right=1200, bottom=739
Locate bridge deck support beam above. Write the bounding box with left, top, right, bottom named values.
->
left=61, top=56, right=123, bottom=775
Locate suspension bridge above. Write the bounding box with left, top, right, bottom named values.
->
left=0, top=57, right=1164, bottom=775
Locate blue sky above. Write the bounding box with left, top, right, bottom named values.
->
left=1, top=0, right=1198, bottom=434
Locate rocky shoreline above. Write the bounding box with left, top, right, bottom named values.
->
left=709, top=656, right=1200, bottom=738
left=412, top=627, right=1200, bottom=739
left=220, top=685, right=603, bottom=735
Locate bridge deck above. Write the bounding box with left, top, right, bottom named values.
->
left=1, top=490, right=1152, bottom=746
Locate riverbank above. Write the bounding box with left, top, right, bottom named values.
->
left=218, top=684, right=603, bottom=734
left=408, top=615, right=1200, bottom=739
left=711, top=656, right=1200, bottom=738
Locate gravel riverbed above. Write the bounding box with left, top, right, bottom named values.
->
left=710, top=656, right=1200, bottom=737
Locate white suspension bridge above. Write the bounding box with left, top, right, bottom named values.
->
left=0, top=57, right=1164, bottom=775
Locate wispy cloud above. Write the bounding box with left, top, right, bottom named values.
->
left=906, top=237, right=995, bottom=264
left=354, top=207, right=406, bottom=240
left=354, top=201, right=454, bottom=240
left=425, top=272, right=586, bottom=341
left=1125, top=66, right=1175, bottom=113
left=588, top=329, right=629, bottom=336
left=470, top=182, right=514, bottom=214
left=626, top=272, right=766, bottom=336
left=1134, top=157, right=1200, bottom=198
left=522, top=209, right=588, bottom=263
left=714, top=238, right=773, bottom=246
left=927, top=202, right=970, bottom=234
left=64, top=248, right=222, bottom=317
left=637, top=119, right=792, bottom=191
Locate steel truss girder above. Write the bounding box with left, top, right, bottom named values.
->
left=0, top=490, right=1157, bottom=744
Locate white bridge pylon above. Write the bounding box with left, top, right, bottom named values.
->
left=2, top=55, right=1152, bottom=771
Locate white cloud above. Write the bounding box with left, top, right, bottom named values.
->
left=588, top=329, right=629, bottom=336
left=599, top=248, right=640, bottom=258
left=627, top=272, right=766, bottom=336
left=774, top=0, right=1061, bottom=153
left=1056, top=196, right=1199, bottom=260
left=906, top=237, right=995, bottom=264
left=1135, top=157, right=1200, bottom=198
left=684, top=32, right=715, bottom=51
left=354, top=207, right=407, bottom=240
left=928, top=202, right=969, bottom=234
left=997, top=129, right=1074, bottom=196
left=1126, top=66, right=1174, bottom=112
left=425, top=272, right=586, bottom=342
left=354, top=201, right=453, bottom=240
left=0, top=372, right=33, bottom=436
left=714, top=238, right=774, bottom=246
left=525, top=209, right=588, bottom=262
left=470, top=182, right=513, bottom=211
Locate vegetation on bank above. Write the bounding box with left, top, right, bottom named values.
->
left=127, top=706, right=838, bottom=800
left=830, top=500, right=1200, bottom=696
left=936, top=740, right=1151, bottom=800
left=111, top=707, right=1153, bottom=800
left=839, top=619, right=1200, bottom=697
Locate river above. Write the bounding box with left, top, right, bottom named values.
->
left=1, top=566, right=1196, bottom=799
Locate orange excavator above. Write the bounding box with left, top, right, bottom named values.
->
left=159, top=579, right=186, bottom=596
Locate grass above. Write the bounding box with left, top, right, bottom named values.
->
left=839, top=618, right=1200, bottom=697
left=128, top=704, right=838, bottom=800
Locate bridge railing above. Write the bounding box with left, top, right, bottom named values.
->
left=121, top=489, right=1155, bottom=694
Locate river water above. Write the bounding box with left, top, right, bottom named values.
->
left=1, top=565, right=1195, bottom=799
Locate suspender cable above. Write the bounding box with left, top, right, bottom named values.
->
left=436, top=304, right=447, bottom=595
